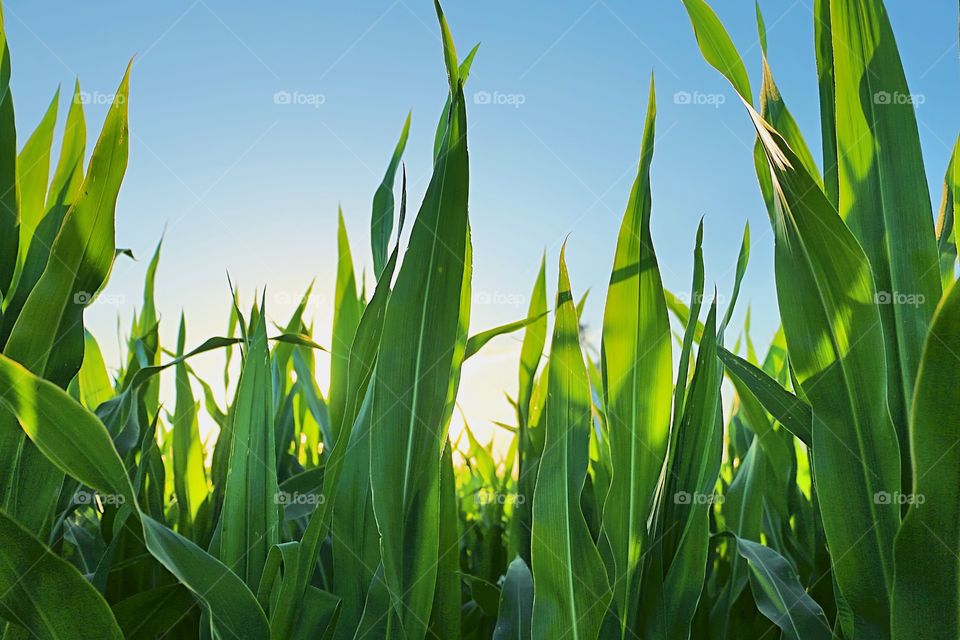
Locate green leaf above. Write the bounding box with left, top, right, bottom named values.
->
left=736, top=536, right=832, bottom=640
left=463, top=309, right=549, bottom=361
left=273, top=177, right=408, bottom=640
left=814, top=0, right=838, bottom=207
left=433, top=42, right=479, bottom=163
left=368, top=9, right=471, bottom=635
left=830, top=0, right=941, bottom=487
left=0, top=509, right=123, bottom=639
left=493, top=556, right=533, bottom=640
left=77, top=329, right=113, bottom=410
left=0, top=352, right=269, bottom=640
left=598, top=76, right=672, bottom=638
left=892, top=280, right=960, bottom=639
left=14, top=89, right=57, bottom=276
left=219, top=302, right=279, bottom=591
left=530, top=246, right=611, bottom=639
left=172, top=314, right=207, bottom=533
left=750, top=102, right=900, bottom=637
left=331, top=389, right=380, bottom=639
left=935, top=138, right=959, bottom=289
left=330, top=209, right=363, bottom=438
left=141, top=515, right=270, bottom=640
left=640, top=300, right=722, bottom=640
left=428, top=441, right=461, bottom=639
left=718, top=346, right=812, bottom=446
left=0, top=81, right=85, bottom=347
left=111, top=585, right=198, bottom=639
left=513, top=255, right=547, bottom=564
left=0, top=5, right=18, bottom=297
left=371, top=114, right=410, bottom=277
left=292, top=587, right=341, bottom=640
left=681, top=0, right=751, bottom=100
left=0, top=63, right=130, bottom=535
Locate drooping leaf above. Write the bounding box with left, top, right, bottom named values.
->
left=736, top=536, right=832, bottom=640
left=750, top=101, right=900, bottom=638
left=0, top=509, right=123, bottom=640
left=830, top=0, right=941, bottom=489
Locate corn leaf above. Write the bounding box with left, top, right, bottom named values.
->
left=718, top=346, right=812, bottom=446
left=0, top=351, right=270, bottom=639
left=330, top=210, right=363, bottom=438
left=0, top=509, right=123, bottom=640
left=830, top=0, right=941, bottom=483
left=173, top=314, right=207, bottom=533
left=371, top=114, right=410, bottom=277
left=0, top=63, right=129, bottom=536
left=736, top=536, right=832, bottom=640
left=493, top=556, right=533, bottom=640
left=598, top=76, right=672, bottom=638
left=750, top=103, right=900, bottom=638
left=14, top=90, right=57, bottom=274
left=368, top=5, right=470, bottom=634
left=892, top=280, right=960, bottom=639
left=219, top=302, right=279, bottom=591
left=0, top=4, right=17, bottom=297
left=530, top=246, right=611, bottom=639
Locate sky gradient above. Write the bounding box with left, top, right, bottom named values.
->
left=6, top=0, right=959, bottom=451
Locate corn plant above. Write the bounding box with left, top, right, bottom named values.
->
left=0, top=0, right=957, bottom=639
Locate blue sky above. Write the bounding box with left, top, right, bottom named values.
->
left=6, top=1, right=958, bottom=449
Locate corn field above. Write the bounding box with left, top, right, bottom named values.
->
left=0, top=0, right=958, bottom=638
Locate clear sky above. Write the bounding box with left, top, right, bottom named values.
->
left=6, top=1, right=959, bottom=453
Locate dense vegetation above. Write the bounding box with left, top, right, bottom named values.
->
left=0, top=0, right=957, bottom=638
